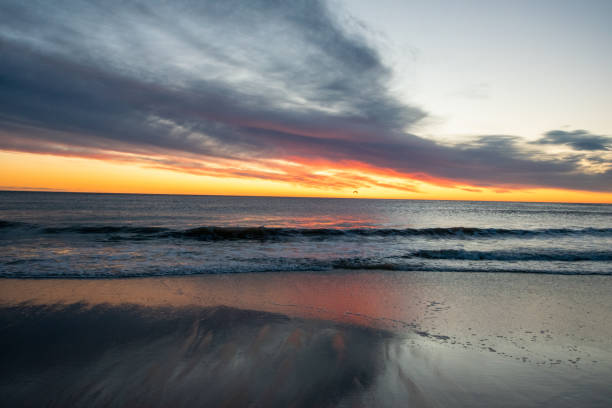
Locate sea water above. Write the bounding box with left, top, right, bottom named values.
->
left=1, top=191, right=611, bottom=277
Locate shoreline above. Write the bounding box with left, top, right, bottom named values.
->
left=3, top=267, right=612, bottom=279
left=2, top=270, right=612, bottom=346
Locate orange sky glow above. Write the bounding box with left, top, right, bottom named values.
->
left=2, top=150, right=610, bottom=203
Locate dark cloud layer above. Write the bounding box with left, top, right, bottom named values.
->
left=0, top=0, right=610, bottom=192
left=533, top=130, right=611, bottom=151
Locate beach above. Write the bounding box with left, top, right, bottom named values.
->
left=2, top=270, right=611, bottom=407
left=2, top=0, right=612, bottom=405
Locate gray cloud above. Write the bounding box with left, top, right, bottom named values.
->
left=532, top=130, right=611, bottom=151
left=0, top=0, right=610, bottom=192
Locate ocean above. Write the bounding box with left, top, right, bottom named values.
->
left=1, top=191, right=611, bottom=277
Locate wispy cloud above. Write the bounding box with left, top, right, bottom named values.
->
left=532, top=130, right=611, bottom=151
left=0, top=0, right=610, bottom=192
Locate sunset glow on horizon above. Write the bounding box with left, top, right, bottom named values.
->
left=1, top=0, right=610, bottom=203
left=2, top=150, right=611, bottom=203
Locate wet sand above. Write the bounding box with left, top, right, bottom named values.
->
left=1, top=271, right=612, bottom=407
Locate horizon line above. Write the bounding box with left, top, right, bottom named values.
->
left=1, top=189, right=609, bottom=205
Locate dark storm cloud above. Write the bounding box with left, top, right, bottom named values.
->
left=532, top=130, right=611, bottom=151
left=0, top=0, right=610, bottom=192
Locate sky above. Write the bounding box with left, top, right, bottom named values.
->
left=1, top=0, right=611, bottom=202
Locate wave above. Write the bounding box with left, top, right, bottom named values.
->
left=0, top=220, right=25, bottom=229
left=331, top=263, right=612, bottom=275
left=2, top=259, right=610, bottom=278
left=43, top=225, right=169, bottom=235
left=2, top=220, right=612, bottom=240
left=170, top=226, right=612, bottom=240
left=2, top=248, right=612, bottom=279
left=407, top=249, right=612, bottom=262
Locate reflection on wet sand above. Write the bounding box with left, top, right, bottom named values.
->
left=0, top=303, right=434, bottom=407
left=3, top=271, right=612, bottom=342
left=0, top=271, right=426, bottom=330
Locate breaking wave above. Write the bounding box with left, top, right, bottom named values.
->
left=2, top=221, right=611, bottom=241
left=2, top=257, right=611, bottom=278
left=407, top=249, right=612, bottom=262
